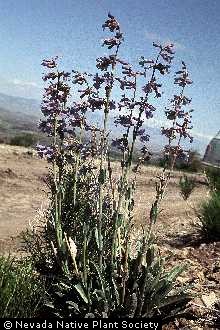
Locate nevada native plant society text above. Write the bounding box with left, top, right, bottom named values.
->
left=7, top=320, right=161, bottom=330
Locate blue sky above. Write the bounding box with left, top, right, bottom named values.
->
left=0, top=0, right=219, bottom=150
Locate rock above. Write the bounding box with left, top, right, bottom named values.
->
left=213, top=261, right=220, bottom=273
left=201, top=291, right=217, bottom=308
left=178, top=276, right=191, bottom=284
left=181, top=249, right=189, bottom=258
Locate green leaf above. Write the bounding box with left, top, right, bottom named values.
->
left=95, top=227, right=100, bottom=250
left=91, top=262, right=107, bottom=301
left=166, top=264, right=186, bottom=282
left=117, top=213, right=124, bottom=227
left=98, top=169, right=106, bottom=184
left=157, top=293, right=192, bottom=309
left=111, top=277, right=120, bottom=306
left=44, top=302, right=55, bottom=310
left=74, top=283, right=89, bottom=304
left=66, top=301, right=80, bottom=312
left=85, top=313, right=95, bottom=318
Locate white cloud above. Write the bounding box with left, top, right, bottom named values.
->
left=0, top=76, right=42, bottom=99
left=11, top=78, right=39, bottom=88
left=192, top=131, right=213, bottom=140
left=145, top=117, right=213, bottom=141
left=145, top=31, right=186, bottom=51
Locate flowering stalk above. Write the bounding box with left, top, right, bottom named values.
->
left=111, top=43, right=175, bottom=267
left=38, top=57, right=71, bottom=274
left=96, top=13, right=124, bottom=269
left=146, top=61, right=193, bottom=249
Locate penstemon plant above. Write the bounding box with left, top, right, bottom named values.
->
left=29, top=13, right=195, bottom=319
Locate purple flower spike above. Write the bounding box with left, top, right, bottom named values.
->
left=36, top=144, right=55, bottom=162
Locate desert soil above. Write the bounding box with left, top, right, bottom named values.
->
left=0, top=144, right=219, bottom=328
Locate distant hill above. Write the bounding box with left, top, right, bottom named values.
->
left=0, top=93, right=41, bottom=142
left=0, top=92, right=41, bottom=118
left=0, top=92, right=208, bottom=155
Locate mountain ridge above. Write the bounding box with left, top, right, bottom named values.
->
left=0, top=92, right=208, bottom=154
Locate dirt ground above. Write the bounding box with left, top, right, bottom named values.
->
left=0, top=144, right=48, bottom=254
left=0, top=144, right=219, bottom=328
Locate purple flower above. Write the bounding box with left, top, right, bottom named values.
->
left=163, top=43, right=175, bottom=55
left=154, top=63, right=170, bottom=75
left=70, top=101, right=88, bottom=115
left=36, top=145, right=55, bottom=161
left=96, top=56, right=115, bottom=71
left=93, top=74, right=105, bottom=89
left=121, top=66, right=136, bottom=77
left=102, top=13, right=120, bottom=32
left=145, top=111, right=154, bottom=119
left=72, top=71, right=87, bottom=85
left=136, top=128, right=145, bottom=136
left=38, top=119, right=54, bottom=136
left=142, top=79, right=162, bottom=97
left=116, top=77, right=135, bottom=90
left=114, top=115, right=133, bottom=128
left=102, top=37, right=120, bottom=49
left=139, top=56, right=154, bottom=67
left=112, top=137, right=128, bottom=151
left=174, top=62, right=193, bottom=87
left=42, top=72, right=58, bottom=81
left=160, top=52, right=174, bottom=63
left=88, top=97, right=104, bottom=111
left=78, top=87, right=92, bottom=99
left=161, top=127, right=176, bottom=140
left=41, top=57, right=58, bottom=69
left=139, top=134, right=150, bottom=143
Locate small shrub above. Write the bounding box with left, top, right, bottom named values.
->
left=9, top=132, right=37, bottom=147
left=0, top=256, right=44, bottom=317
left=157, top=151, right=202, bottom=173
left=179, top=175, right=196, bottom=200
left=187, top=150, right=202, bottom=172
left=198, top=191, right=220, bottom=241
left=205, top=167, right=220, bottom=192
left=171, top=151, right=201, bottom=173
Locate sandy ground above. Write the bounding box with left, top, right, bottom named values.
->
left=0, top=144, right=219, bottom=327
left=0, top=144, right=206, bottom=246
left=0, top=144, right=48, bottom=253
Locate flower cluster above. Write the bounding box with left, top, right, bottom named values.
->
left=111, top=42, right=175, bottom=166
left=39, top=57, right=71, bottom=138
left=162, top=62, right=193, bottom=163
left=36, top=144, right=55, bottom=162
left=38, top=13, right=193, bottom=185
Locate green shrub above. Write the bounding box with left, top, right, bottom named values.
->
left=0, top=256, right=44, bottom=317
left=45, top=243, right=192, bottom=320
left=179, top=175, right=196, bottom=200
left=157, top=151, right=202, bottom=173
left=9, top=133, right=37, bottom=147
left=198, top=191, right=220, bottom=241
left=205, top=167, right=220, bottom=192
left=187, top=151, right=202, bottom=173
